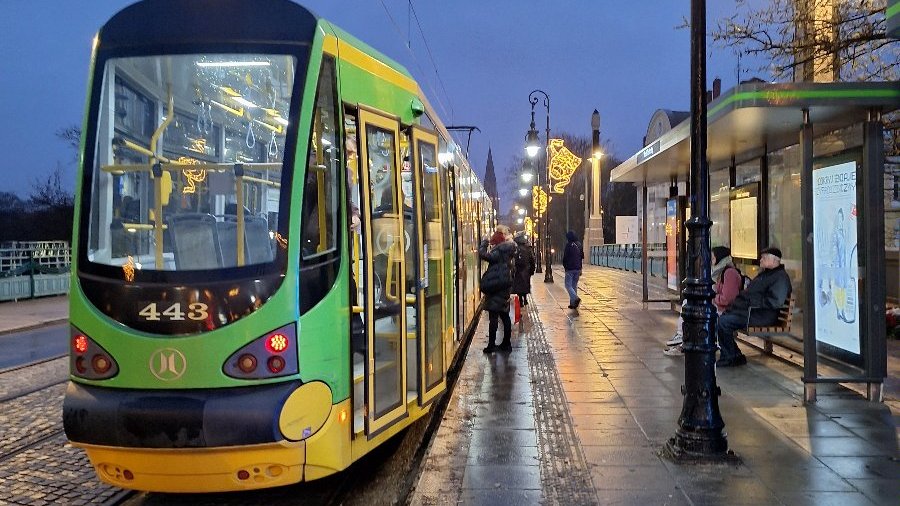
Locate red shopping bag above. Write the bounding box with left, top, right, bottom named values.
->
left=509, top=296, right=521, bottom=324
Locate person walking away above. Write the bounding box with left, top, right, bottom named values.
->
left=664, top=245, right=742, bottom=355
left=563, top=231, right=584, bottom=309
left=479, top=226, right=517, bottom=352
left=511, top=232, right=536, bottom=310
left=715, top=247, right=792, bottom=367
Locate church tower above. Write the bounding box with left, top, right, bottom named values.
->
left=483, top=148, right=499, bottom=212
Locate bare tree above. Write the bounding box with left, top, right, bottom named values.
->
left=714, top=0, right=897, bottom=82
left=713, top=0, right=898, bottom=154
left=56, top=125, right=81, bottom=157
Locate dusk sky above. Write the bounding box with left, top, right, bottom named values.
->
left=0, top=1, right=761, bottom=211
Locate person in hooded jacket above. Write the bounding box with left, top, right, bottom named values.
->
left=562, top=230, right=584, bottom=309
left=478, top=225, right=518, bottom=353
left=511, top=232, right=536, bottom=309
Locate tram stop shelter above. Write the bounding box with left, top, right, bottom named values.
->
left=610, top=81, right=900, bottom=403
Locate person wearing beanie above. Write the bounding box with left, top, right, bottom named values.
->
left=562, top=230, right=584, bottom=309
left=478, top=225, right=518, bottom=352
left=715, top=246, right=792, bottom=367
left=664, top=246, right=743, bottom=356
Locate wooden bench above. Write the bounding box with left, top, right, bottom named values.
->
left=738, top=294, right=796, bottom=354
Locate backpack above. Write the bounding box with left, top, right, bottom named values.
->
left=719, top=265, right=750, bottom=291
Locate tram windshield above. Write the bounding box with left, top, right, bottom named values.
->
left=83, top=53, right=297, bottom=272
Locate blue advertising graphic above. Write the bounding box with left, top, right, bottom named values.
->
left=813, top=161, right=860, bottom=354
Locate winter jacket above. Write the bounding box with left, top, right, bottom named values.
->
left=511, top=244, right=535, bottom=295
left=713, top=266, right=743, bottom=314
left=562, top=231, right=583, bottom=272
left=478, top=240, right=517, bottom=313
left=727, top=264, right=792, bottom=324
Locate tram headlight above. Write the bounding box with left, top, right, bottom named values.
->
left=69, top=326, right=119, bottom=380
left=223, top=323, right=298, bottom=379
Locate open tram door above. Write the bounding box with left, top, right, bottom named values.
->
left=410, top=126, right=446, bottom=406
left=357, top=108, right=409, bottom=437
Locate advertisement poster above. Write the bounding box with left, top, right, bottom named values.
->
left=615, top=216, right=639, bottom=244
left=813, top=161, right=860, bottom=354
left=666, top=199, right=678, bottom=290
left=730, top=184, right=758, bottom=259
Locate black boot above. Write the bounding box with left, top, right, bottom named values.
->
left=483, top=339, right=497, bottom=353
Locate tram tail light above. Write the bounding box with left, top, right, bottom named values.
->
left=69, top=326, right=119, bottom=380
left=223, top=323, right=298, bottom=379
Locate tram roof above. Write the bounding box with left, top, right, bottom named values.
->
left=610, top=81, right=900, bottom=185
left=100, top=0, right=318, bottom=48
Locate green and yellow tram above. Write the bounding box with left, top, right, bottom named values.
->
left=63, top=0, right=492, bottom=492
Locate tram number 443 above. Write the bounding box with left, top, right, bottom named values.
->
left=138, top=302, right=209, bottom=321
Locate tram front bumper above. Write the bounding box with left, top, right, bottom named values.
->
left=63, top=380, right=335, bottom=491
left=63, top=380, right=307, bottom=448
left=77, top=440, right=305, bottom=492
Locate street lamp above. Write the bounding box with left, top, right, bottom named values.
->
left=586, top=109, right=604, bottom=248
left=526, top=89, right=553, bottom=283
left=665, top=0, right=732, bottom=463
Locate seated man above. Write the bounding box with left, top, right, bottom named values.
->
left=716, top=247, right=792, bottom=367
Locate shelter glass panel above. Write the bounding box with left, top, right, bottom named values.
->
left=768, top=144, right=804, bottom=309
left=736, top=159, right=761, bottom=186
left=710, top=167, right=730, bottom=249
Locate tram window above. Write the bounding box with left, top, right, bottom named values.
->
left=301, top=57, right=340, bottom=260
left=84, top=53, right=296, bottom=272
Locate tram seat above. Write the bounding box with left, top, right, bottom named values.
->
left=245, top=216, right=274, bottom=263
left=167, top=213, right=223, bottom=270
left=217, top=216, right=274, bottom=267
left=217, top=219, right=241, bottom=268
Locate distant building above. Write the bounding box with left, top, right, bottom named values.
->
left=483, top=148, right=499, bottom=212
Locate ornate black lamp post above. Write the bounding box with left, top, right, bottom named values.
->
left=665, top=0, right=732, bottom=461
left=526, top=89, right=553, bottom=283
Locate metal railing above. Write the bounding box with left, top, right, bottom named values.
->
left=0, top=241, right=71, bottom=301
left=588, top=243, right=666, bottom=277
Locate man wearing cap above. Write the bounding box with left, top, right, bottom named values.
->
left=715, top=247, right=792, bottom=367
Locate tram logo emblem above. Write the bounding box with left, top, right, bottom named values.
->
left=149, top=348, right=187, bottom=381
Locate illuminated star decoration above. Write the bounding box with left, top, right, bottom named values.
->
left=548, top=139, right=582, bottom=194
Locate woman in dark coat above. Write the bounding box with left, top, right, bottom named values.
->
left=511, top=232, right=535, bottom=309
left=478, top=226, right=518, bottom=353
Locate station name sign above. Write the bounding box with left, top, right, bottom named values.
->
left=636, top=141, right=660, bottom=165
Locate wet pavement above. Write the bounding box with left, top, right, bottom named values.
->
left=0, top=272, right=898, bottom=504
left=410, top=266, right=899, bottom=505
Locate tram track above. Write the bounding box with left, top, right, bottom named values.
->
left=0, top=315, right=481, bottom=506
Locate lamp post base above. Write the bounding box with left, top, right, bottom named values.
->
left=543, top=265, right=553, bottom=283
left=663, top=434, right=740, bottom=464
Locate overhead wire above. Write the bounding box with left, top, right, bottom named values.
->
left=407, top=1, right=454, bottom=122
left=377, top=0, right=455, bottom=126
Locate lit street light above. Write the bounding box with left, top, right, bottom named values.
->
left=526, top=89, right=553, bottom=283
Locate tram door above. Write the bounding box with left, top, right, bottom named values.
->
left=358, top=108, right=408, bottom=435
left=410, top=127, right=445, bottom=405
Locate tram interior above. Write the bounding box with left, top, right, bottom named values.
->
left=87, top=53, right=294, bottom=271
